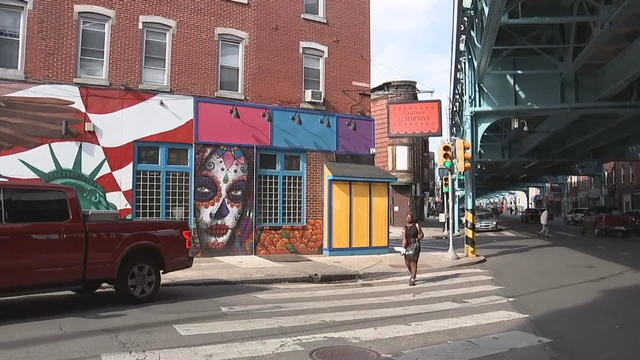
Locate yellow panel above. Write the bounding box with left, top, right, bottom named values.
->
left=351, top=182, right=371, bottom=247
left=371, top=183, right=389, bottom=247
left=332, top=181, right=351, bottom=248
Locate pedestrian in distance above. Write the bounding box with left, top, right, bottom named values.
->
left=403, top=213, right=424, bottom=286
left=539, top=208, right=550, bottom=239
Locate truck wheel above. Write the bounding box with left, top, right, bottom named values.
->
left=116, top=256, right=161, bottom=303
left=72, top=282, right=103, bottom=295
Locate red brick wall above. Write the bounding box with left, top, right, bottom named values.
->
left=22, top=0, right=370, bottom=114
left=372, top=97, right=389, bottom=169
left=307, top=151, right=335, bottom=219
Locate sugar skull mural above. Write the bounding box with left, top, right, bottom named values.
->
left=195, top=145, right=255, bottom=256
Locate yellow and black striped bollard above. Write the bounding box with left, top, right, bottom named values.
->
left=465, top=210, right=478, bottom=257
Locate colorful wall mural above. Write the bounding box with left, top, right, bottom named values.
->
left=0, top=81, right=194, bottom=218
left=256, top=220, right=323, bottom=255
left=194, top=145, right=255, bottom=256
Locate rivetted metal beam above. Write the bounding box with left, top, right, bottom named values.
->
left=595, top=37, right=640, bottom=100
left=517, top=112, right=581, bottom=156
left=502, top=16, right=601, bottom=25
left=571, top=0, right=640, bottom=75
left=579, top=120, right=640, bottom=153
left=476, top=0, right=508, bottom=81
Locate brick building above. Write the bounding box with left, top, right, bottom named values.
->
left=371, top=81, right=430, bottom=226
left=0, top=0, right=374, bottom=256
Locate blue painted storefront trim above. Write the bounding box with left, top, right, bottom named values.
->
left=323, top=246, right=390, bottom=256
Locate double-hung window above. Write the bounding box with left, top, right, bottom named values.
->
left=142, top=24, right=170, bottom=86
left=78, top=14, right=110, bottom=79
left=216, top=29, right=247, bottom=98
left=257, top=152, right=306, bottom=225
left=301, top=43, right=327, bottom=100
left=134, top=143, right=192, bottom=221
left=0, top=2, right=26, bottom=75
left=303, top=0, right=326, bottom=21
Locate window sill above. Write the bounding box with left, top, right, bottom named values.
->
left=73, top=77, right=110, bottom=86
left=215, top=91, right=246, bottom=100
left=139, top=83, right=171, bottom=92
left=300, top=102, right=326, bottom=111
left=0, top=68, right=25, bottom=81
left=224, top=0, right=249, bottom=4
left=301, top=13, right=327, bottom=24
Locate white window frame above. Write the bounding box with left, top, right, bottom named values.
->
left=302, top=0, right=326, bottom=23
left=300, top=42, right=327, bottom=99
left=74, top=6, right=114, bottom=86
left=630, top=166, right=634, bottom=184
left=215, top=27, right=248, bottom=100
left=0, top=0, right=29, bottom=80
left=139, top=17, right=175, bottom=91
left=621, top=166, right=625, bottom=184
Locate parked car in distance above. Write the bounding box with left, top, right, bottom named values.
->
left=521, top=208, right=541, bottom=223
left=581, top=207, right=634, bottom=237
left=476, top=211, right=498, bottom=231
left=565, top=208, right=588, bottom=225
left=0, top=182, right=194, bottom=303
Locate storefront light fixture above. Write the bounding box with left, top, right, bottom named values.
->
left=291, top=112, right=303, bottom=125
left=347, top=119, right=357, bottom=131
left=261, top=109, right=273, bottom=122
left=320, top=115, right=331, bottom=128
left=229, top=104, right=241, bottom=119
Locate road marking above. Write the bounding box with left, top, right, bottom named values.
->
left=215, top=255, right=283, bottom=268
left=175, top=296, right=513, bottom=335
left=556, top=231, right=577, bottom=237
left=102, top=311, right=528, bottom=360
left=255, top=275, right=494, bottom=299
left=270, top=268, right=488, bottom=288
left=222, top=285, right=504, bottom=313
left=389, top=330, right=551, bottom=360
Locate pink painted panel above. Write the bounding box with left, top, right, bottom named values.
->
left=197, top=102, right=271, bottom=145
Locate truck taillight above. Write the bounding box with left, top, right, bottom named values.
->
left=182, top=230, right=193, bottom=249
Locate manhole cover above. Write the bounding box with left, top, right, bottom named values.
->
left=309, top=346, right=381, bottom=360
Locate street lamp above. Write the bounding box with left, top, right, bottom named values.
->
left=511, top=117, right=529, bottom=132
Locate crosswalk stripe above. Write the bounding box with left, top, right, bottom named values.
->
left=174, top=295, right=513, bottom=335
left=255, top=275, right=493, bottom=299
left=221, top=285, right=504, bottom=313
left=389, top=330, right=551, bottom=360
left=270, top=268, right=488, bottom=289
left=102, top=311, right=528, bottom=360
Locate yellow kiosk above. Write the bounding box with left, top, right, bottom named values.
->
left=323, top=162, right=396, bottom=255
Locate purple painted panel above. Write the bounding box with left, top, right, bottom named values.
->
left=338, top=117, right=374, bottom=154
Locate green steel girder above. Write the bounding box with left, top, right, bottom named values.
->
left=451, top=0, right=640, bottom=193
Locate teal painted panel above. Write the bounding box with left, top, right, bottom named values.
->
left=272, top=110, right=337, bottom=151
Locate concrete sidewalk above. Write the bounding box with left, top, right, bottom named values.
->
left=163, top=219, right=485, bottom=286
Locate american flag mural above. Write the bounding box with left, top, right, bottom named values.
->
left=0, top=81, right=194, bottom=218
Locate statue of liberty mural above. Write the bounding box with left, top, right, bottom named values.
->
left=194, top=145, right=254, bottom=256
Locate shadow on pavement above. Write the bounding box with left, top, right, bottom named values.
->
left=0, top=282, right=268, bottom=326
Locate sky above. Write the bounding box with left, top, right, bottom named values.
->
left=371, top=0, right=455, bottom=152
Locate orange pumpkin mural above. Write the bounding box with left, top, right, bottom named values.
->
left=256, top=219, right=323, bottom=255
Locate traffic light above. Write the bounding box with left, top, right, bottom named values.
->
left=443, top=176, right=450, bottom=193
left=439, top=141, right=455, bottom=170
left=455, top=138, right=473, bottom=172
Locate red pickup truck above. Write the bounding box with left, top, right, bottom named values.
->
left=0, top=182, right=194, bottom=302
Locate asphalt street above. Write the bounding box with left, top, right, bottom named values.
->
left=1, top=216, right=638, bottom=359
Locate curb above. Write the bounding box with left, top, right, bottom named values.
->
left=162, top=256, right=487, bottom=287
left=162, top=272, right=361, bottom=287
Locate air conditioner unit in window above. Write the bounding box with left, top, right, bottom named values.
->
left=305, top=89, right=324, bottom=103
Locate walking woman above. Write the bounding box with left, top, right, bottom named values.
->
left=403, top=213, right=424, bottom=286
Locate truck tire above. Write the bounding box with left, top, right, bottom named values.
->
left=116, top=256, right=161, bottom=303
left=72, top=282, right=103, bottom=295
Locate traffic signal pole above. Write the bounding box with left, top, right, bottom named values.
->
left=448, top=172, right=459, bottom=260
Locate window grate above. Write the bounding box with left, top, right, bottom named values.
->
left=135, top=170, right=162, bottom=219
left=257, top=174, right=279, bottom=224
left=283, top=175, right=303, bottom=223
left=165, top=171, right=190, bottom=220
